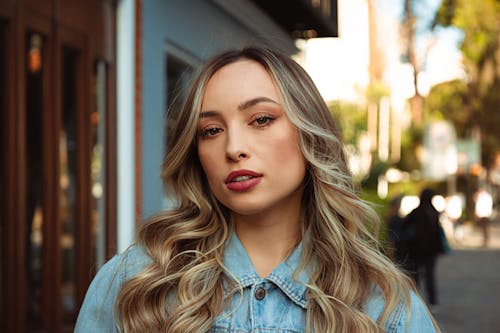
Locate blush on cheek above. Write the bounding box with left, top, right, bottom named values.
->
left=271, top=132, right=303, bottom=162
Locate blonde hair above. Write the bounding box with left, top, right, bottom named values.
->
left=116, top=46, right=434, bottom=332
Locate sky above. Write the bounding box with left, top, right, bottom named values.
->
left=375, top=0, right=466, bottom=93
left=299, top=0, right=466, bottom=102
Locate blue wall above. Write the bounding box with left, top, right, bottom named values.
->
left=140, top=0, right=295, bottom=218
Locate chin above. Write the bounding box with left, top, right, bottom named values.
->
left=226, top=204, right=266, bottom=216
left=220, top=198, right=268, bottom=217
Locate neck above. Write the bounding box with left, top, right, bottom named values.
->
left=232, top=207, right=302, bottom=278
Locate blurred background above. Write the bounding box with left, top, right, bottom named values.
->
left=0, top=0, right=499, bottom=332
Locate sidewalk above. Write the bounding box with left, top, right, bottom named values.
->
left=429, top=219, right=500, bottom=333
left=448, top=217, right=500, bottom=249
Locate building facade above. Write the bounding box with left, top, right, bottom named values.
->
left=0, top=0, right=337, bottom=331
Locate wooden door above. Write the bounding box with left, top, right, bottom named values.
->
left=0, top=1, right=117, bottom=332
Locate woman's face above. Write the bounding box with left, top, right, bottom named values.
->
left=197, top=59, right=307, bottom=217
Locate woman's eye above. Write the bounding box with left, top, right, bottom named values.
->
left=252, top=116, right=274, bottom=127
left=199, top=127, right=222, bottom=139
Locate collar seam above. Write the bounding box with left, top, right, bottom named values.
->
left=267, top=274, right=308, bottom=309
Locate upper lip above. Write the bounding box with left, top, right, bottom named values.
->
left=225, top=169, right=263, bottom=183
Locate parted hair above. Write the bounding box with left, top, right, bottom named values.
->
left=115, top=46, right=430, bottom=332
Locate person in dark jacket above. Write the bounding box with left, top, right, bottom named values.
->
left=387, top=195, right=411, bottom=268
left=404, top=188, right=444, bottom=307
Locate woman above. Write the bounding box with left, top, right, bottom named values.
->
left=75, top=46, right=440, bottom=332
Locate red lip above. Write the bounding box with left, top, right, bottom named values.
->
left=225, top=169, right=262, bottom=183
left=225, top=169, right=263, bottom=192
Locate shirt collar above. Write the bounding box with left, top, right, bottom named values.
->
left=223, top=232, right=310, bottom=309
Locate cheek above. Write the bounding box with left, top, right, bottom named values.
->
left=197, top=147, right=221, bottom=184
left=262, top=132, right=306, bottom=185
left=269, top=130, right=304, bottom=165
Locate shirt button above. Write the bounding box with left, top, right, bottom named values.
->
left=254, top=286, right=266, bottom=301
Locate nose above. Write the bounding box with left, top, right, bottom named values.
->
left=225, top=130, right=249, bottom=162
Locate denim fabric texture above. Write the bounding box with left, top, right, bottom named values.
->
left=75, top=233, right=438, bottom=332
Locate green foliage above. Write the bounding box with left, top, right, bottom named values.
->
left=361, top=158, right=391, bottom=189
left=365, top=81, right=390, bottom=103
left=328, top=101, right=367, bottom=147
left=359, top=188, right=390, bottom=250
left=452, top=1, right=500, bottom=64
left=434, top=0, right=500, bottom=167
left=425, top=79, right=469, bottom=137
left=389, top=180, right=446, bottom=199
left=434, top=0, right=458, bottom=27
left=396, top=124, right=422, bottom=173
left=480, top=80, right=500, bottom=166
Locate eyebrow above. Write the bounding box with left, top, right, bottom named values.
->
left=199, top=110, right=219, bottom=119
left=199, top=96, right=280, bottom=119
left=237, top=97, right=280, bottom=111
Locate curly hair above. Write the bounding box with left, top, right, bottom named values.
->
left=115, top=46, right=430, bottom=332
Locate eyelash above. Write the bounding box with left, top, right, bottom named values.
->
left=250, top=115, right=276, bottom=127
left=198, top=114, right=277, bottom=139
left=198, top=126, right=222, bottom=139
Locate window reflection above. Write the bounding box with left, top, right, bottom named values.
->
left=0, top=20, right=6, bottom=326
left=25, top=32, right=45, bottom=331
left=60, top=46, right=78, bottom=328
left=164, top=52, right=195, bottom=208
left=91, top=61, right=107, bottom=270
left=165, top=53, right=193, bottom=149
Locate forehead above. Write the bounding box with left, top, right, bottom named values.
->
left=201, top=59, right=281, bottom=107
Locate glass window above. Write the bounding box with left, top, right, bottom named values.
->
left=90, top=61, right=107, bottom=270
left=166, top=55, right=192, bottom=111
left=165, top=53, right=194, bottom=148
left=163, top=49, right=198, bottom=208
left=60, top=46, right=78, bottom=328
left=0, top=20, right=6, bottom=326
left=25, top=31, right=45, bottom=331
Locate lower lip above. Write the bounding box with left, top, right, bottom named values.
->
left=226, top=177, right=262, bottom=192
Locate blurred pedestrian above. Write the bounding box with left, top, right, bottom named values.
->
left=386, top=195, right=411, bottom=269
left=404, top=188, right=444, bottom=309
left=474, top=187, right=493, bottom=247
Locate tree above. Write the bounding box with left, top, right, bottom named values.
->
left=434, top=0, right=500, bottom=167
left=425, top=79, right=469, bottom=136
left=396, top=0, right=440, bottom=176
left=402, top=0, right=423, bottom=125
left=329, top=101, right=367, bottom=146
left=400, top=0, right=436, bottom=126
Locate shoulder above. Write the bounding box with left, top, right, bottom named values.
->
left=364, top=287, right=439, bottom=333
left=406, top=207, right=420, bottom=220
left=74, top=244, right=152, bottom=332
left=398, top=291, right=439, bottom=332
left=118, top=244, right=154, bottom=279
left=90, top=244, right=152, bottom=288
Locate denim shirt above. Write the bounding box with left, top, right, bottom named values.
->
left=75, top=233, right=438, bottom=332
